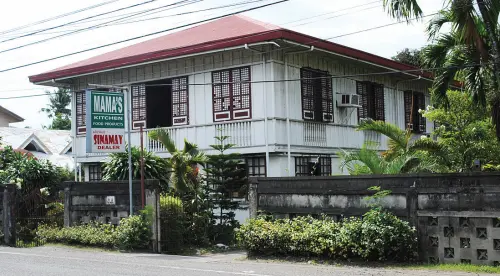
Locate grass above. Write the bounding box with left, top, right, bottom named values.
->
left=399, top=263, right=500, bottom=274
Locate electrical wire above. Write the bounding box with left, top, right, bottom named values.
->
left=0, top=0, right=120, bottom=36
left=0, top=0, right=158, bottom=44
left=0, top=62, right=488, bottom=99
left=0, top=0, right=201, bottom=54
left=0, top=0, right=290, bottom=74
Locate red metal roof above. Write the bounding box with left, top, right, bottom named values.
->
left=29, top=15, right=429, bottom=83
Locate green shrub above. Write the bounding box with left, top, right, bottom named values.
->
left=237, top=210, right=417, bottom=261
left=115, top=208, right=153, bottom=250
left=160, top=195, right=185, bottom=254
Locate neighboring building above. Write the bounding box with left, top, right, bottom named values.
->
left=29, top=15, right=436, bottom=182
left=0, top=106, right=24, bottom=127
left=0, top=127, right=73, bottom=169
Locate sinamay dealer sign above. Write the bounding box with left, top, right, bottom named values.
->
left=86, top=90, right=125, bottom=153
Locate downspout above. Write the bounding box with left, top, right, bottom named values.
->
left=284, top=46, right=314, bottom=175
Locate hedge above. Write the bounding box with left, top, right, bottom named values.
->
left=236, top=209, right=417, bottom=261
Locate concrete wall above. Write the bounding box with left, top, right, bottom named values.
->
left=0, top=184, right=15, bottom=246
left=250, top=173, right=500, bottom=265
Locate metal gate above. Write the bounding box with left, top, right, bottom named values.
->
left=15, top=182, right=62, bottom=247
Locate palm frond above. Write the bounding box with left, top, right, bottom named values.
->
left=357, top=119, right=408, bottom=152
left=148, top=129, right=177, bottom=154
left=382, top=0, right=423, bottom=22
left=427, top=10, right=452, bottom=40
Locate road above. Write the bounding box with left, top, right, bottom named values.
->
left=0, top=246, right=485, bottom=276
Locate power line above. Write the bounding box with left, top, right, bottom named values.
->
left=0, top=62, right=485, bottom=99
left=0, top=0, right=201, bottom=54
left=0, top=0, right=120, bottom=36
left=0, top=0, right=290, bottom=74
left=0, top=0, right=158, bottom=44
left=288, top=5, right=380, bottom=28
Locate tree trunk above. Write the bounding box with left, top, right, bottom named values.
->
left=476, top=0, right=500, bottom=139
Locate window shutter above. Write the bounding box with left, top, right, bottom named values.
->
left=404, top=91, right=413, bottom=130
left=417, top=93, right=426, bottom=133
left=356, top=81, right=369, bottom=122
left=76, top=91, right=86, bottom=134
left=213, top=70, right=231, bottom=121
left=321, top=73, right=333, bottom=122
left=232, top=67, right=252, bottom=120
left=374, top=84, right=385, bottom=121
left=171, top=76, right=189, bottom=126
left=131, top=84, right=146, bottom=129
left=301, top=69, right=315, bottom=120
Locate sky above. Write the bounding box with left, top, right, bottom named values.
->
left=0, top=0, right=446, bottom=129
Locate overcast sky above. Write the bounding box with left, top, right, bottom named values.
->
left=0, top=0, right=445, bottom=129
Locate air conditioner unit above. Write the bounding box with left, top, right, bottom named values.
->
left=336, top=94, right=361, bottom=108
left=419, top=124, right=426, bottom=133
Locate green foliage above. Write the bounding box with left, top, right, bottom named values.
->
left=160, top=195, right=185, bottom=253
left=392, top=48, right=424, bottom=67
left=148, top=129, right=206, bottom=193
left=37, top=209, right=152, bottom=250
left=423, top=90, right=500, bottom=171
left=364, top=186, right=392, bottom=209
left=237, top=209, right=416, bottom=261
left=115, top=208, right=152, bottom=250
left=102, top=146, right=169, bottom=191
left=41, top=88, right=71, bottom=130
left=205, top=130, right=247, bottom=243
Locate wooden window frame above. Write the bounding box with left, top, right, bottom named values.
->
left=295, top=156, right=332, bottom=176
left=212, top=66, right=252, bottom=122
left=356, top=81, right=385, bottom=122
left=131, top=84, right=147, bottom=130
left=404, top=90, right=426, bottom=133
left=75, top=91, right=86, bottom=135
left=246, top=156, right=266, bottom=178
left=171, top=76, right=189, bottom=126
left=300, top=68, right=333, bottom=122
left=88, top=163, right=102, bottom=182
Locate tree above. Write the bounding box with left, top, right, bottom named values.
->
left=41, top=88, right=71, bottom=130
left=423, top=90, right=500, bottom=171
left=148, top=129, right=206, bottom=193
left=102, top=146, right=169, bottom=191
left=392, top=48, right=424, bottom=67
left=383, top=0, right=500, bottom=139
left=204, top=131, right=247, bottom=229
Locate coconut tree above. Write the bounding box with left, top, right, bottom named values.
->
left=148, top=129, right=206, bottom=193
left=383, top=0, right=500, bottom=138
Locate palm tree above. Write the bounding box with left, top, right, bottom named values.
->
left=357, top=119, right=445, bottom=161
left=382, top=0, right=500, bottom=138
left=148, top=129, right=206, bottom=193
left=338, top=142, right=440, bottom=175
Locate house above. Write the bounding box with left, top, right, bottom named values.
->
left=0, top=127, right=74, bottom=169
left=28, top=15, right=435, bottom=182
left=0, top=106, right=24, bottom=127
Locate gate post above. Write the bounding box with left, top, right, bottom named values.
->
left=63, top=183, right=73, bottom=227
left=3, top=184, right=16, bottom=246
left=248, top=178, right=259, bottom=219
left=145, top=184, right=160, bottom=253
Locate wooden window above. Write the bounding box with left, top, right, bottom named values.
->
left=356, top=81, right=385, bottom=122
left=404, top=91, right=426, bottom=133
left=171, top=76, right=189, bottom=126
left=295, top=156, right=331, bottom=176
left=88, top=163, right=102, bottom=182
left=75, top=91, right=86, bottom=134
left=246, top=156, right=266, bottom=177
left=300, top=68, right=333, bottom=122
left=131, top=84, right=146, bottom=130
left=212, top=67, right=251, bottom=122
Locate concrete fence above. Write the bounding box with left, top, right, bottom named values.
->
left=63, top=180, right=161, bottom=252
left=0, top=184, right=15, bottom=246
left=249, top=173, right=500, bottom=265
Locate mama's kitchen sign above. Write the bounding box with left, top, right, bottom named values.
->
left=86, top=90, right=125, bottom=153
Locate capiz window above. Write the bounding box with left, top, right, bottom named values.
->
left=88, top=163, right=102, bottom=182
left=300, top=68, right=333, bottom=122
left=75, top=91, right=86, bottom=134
left=212, top=67, right=251, bottom=122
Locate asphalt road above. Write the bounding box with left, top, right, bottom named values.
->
left=0, top=246, right=486, bottom=276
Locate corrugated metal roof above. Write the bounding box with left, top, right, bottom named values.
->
left=29, top=14, right=430, bottom=83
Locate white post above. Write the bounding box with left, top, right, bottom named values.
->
left=125, top=87, right=134, bottom=216
left=263, top=54, right=270, bottom=176
left=285, top=59, right=291, bottom=176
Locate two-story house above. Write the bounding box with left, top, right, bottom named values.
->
left=29, top=15, right=435, bottom=182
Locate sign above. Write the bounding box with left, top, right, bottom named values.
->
left=105, top=196, right=116, bottom=205
left=86, top=90, right=125, bottom=153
